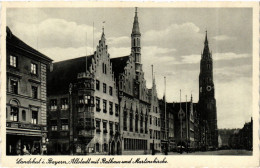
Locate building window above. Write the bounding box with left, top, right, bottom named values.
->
left=103, top=83, right=106, bottom=93
left=96, top=143, right=100, bottom=152
left=79, top=96, right=84, bottom=104
left=115, top=104, right=119, bottom=116
left=123, top=109, right=127, bottom=131
left=150, top=130, right=152, bottom=139
left=104, top=143, right=108, bottom=152
left=10, top=80, right=18, bottom=94
left=130, top=112, right=133, bottom=132
left=150, top=115, right=152, bottom=124
left=102, top=63, right=107, bottom=74
left=96, top=120, right=101, bottom=133
left=140, top=114, right=143, bottom=133
left=109, top=86, right=113, bottom=96
left=103, top=121, right=107, bottom=133
left=10, top=107, right=18, bottom=121
left=50, top=99, right=57, bottom=110
left=115, top=122, right=119, bottom=132
left=109, top=102, right=113, bottom=115
left=96, top=97, right=101, bottom=112
left=22, top=110, right=26, bottom=121
left=96, top=80, right=100, bottom=90
left=51, top=120, right=58, bottom=131
left=109, top=122, right=113, bottom=134
left=103, top=100, right=107, bottom=113
left=61, top=98, right=68, bottom=110
left=10, top=55, right=17, bottom=67
left=135, top=113, right=138, bottom=132
left=31, top=63, right=37, bottom=75
left=31, top=110, right=38, bottom=124
left=61, top=119, right=69, bottom=130
left=51, top=125, right=58, bottom=131
left=51, top=125, right=57, bottom=131
left=31, top=86, right=37, bottom=99
left=145, top=115, right=148, bottom=133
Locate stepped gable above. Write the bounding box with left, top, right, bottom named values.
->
left=110, top=55, right=130, bottom=81
left=47, top=55, right=93, bottom=95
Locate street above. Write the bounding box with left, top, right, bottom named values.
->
left=157, top=150, right=252, bottom=155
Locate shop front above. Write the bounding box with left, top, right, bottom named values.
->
left=6, top=122, right=46, bottom=155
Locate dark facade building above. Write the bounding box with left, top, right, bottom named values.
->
left=228, top=119, right=252, bottom=150
left=198, top=32, right=218, bottom=148
left=158, top=98, right=177, bottom=152
left=171, top=96, right=200, bottom=151
left=6, top=27, right=53, bottom=155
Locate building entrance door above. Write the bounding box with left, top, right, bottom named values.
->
left=111, top=141, right=115, bottom=155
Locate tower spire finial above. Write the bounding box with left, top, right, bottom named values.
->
left=132, top=7, right=140, bottom=35
left=102, top=21, right=105, bottom=35
left=204, top=30, right=208, bottom=45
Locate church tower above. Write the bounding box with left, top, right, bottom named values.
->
left=131, top=7, right=142, bottom=73
left=198, top=31, right=218, bottom=148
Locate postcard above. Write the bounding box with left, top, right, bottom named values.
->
left=0, top=1, right=259, bottom=167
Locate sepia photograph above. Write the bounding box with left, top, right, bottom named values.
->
left=1, top=1, right=259, bottom=167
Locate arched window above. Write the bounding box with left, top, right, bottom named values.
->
left=22, top=110, right=26, bottom=121
left=135, top=112, right=138, bottom=132
left=96, top=143, right=100, bottom=152
left=123, top=106, right=127, bottom=131
left=103, top=143, right=107, bottom=152
left=10, top=99, right=19, bottom=121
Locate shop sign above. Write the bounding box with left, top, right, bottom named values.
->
left=6, top=122, right=41, bottom=130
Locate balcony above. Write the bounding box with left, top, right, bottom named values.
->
left=96, top=108, right=101, bottom=112
left=78, top=129, right=94, bottom=140
left=96, top=129, right=101, bottom=133
left=115, top=113, right=119, bottom=117
left=103, top=109, right=107, bottom=113
left=109, top=111, right=113, bottom=115
left=103, top=130, right=108, bottom=134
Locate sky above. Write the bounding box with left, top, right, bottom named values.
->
left=6, top=7, right=253, bottom=129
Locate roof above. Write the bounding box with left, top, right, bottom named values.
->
left=6, top=26, right=53, bottom=62
left=172, top=102, right=192, bottom=115
left=47, top=55, right=93, bottom=95
left=110, top=55, right=130, bottom=81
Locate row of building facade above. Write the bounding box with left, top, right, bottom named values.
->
left=6, top=8, right=218, bottom=155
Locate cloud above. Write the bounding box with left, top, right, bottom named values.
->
left=107, top=36, right=130, bottom=47
left=213, top=35, right=236, bottom=41
left=143, top=22, right=204, bottom=56
left=8, top=18, right=102, bottom=49
left=172, top=52, right=251, bottom=65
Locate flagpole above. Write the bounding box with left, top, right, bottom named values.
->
left=93, top=22, right=94, bottom=53
left=164, top=76, right=167, bottom=140
left=186, top=95, right=188, bottom=152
